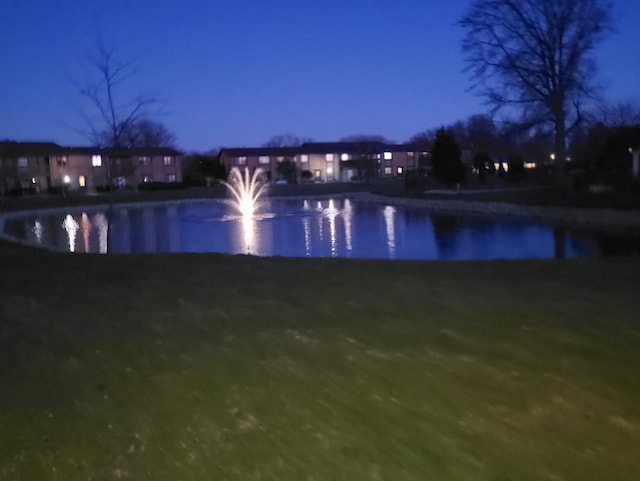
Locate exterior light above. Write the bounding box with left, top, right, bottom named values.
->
left=63, top=175, right=71, bottom=184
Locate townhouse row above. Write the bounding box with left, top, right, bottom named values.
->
left=219, top=141, right=429, bottom=183
left=0, top=141, right=183, bottom=195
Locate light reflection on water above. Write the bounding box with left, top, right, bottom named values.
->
left=2, top=198, right=640, bottom=260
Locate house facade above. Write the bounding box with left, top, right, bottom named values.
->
left=0, top=141, right=183, bottom=195
left=219, top=141, right=428, bottom=183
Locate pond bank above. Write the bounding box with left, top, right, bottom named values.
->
left=351, top=192, right=640, bottom=232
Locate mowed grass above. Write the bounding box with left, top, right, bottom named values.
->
left=1, top=252, right=639, bottom=480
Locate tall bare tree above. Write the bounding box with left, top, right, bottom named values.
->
left=460, top=0, right=612, bottom=186
left=78, top=44, right=159, bottom=148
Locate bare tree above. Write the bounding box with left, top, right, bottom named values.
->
left=592, top=100, right=640, bottom=127
left=119, top=118, right=177, bottom=148
left=460, top=0, right=612, bottom=186
left=78, top=44, right=159, bottom=148
left=263, top=133, right=304, bottom=147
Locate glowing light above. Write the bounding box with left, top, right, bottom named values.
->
left=63, top=175, right=71, bottom=184
left=93, top=213, right=108, bottom=254
left=80, top=212, right=91, bottom=252
left=32, top=220, right=43, bottom=243
left=62, top=214, right=79, bottom=252
left=302, top=216, right=311, bottom=256
left=222, top=167, right=268, bottom=254
left=222, top=167, right=268, bottom=218
left=343, top=198, right=353, bottom=252
left=383, top=205, right=396, bottom=258
left=325, top=199, right=339, bottom=256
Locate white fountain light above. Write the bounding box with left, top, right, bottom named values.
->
left=222, top=167, right=268, bottom=217
left=222, top=167, right=269, bottom=254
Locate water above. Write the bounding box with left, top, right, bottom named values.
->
left=2, top=198, right=639, bottom=259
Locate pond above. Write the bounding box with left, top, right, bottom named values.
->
left=2, top=198, right=639, bottom=260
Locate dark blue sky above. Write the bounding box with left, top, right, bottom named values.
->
left=2, top=0, right=639, bottom=152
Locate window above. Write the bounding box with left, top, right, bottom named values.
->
left=79, top=175, right=86, bottom=188
left=163, top=156, right=174, bottom=166
left=56, top=155, right=67, bottom=165
left=408, top=152, right=414, bottom=157
left=327, top=166, right=333, bottom=175
left=325, top=153, right=334, bottom=161
left=300, top=154, right=308, bottom=163
left=167, top=174, right=177, bottom=182
left=143, top=175, right=152, bottom=183
left=384, top=152, right=393, bottom=160
left=314, top=169, right=321, bottom=179
left=340, top=153, right=350, bottom=161
left=259, top=155, right=270, bottom=165
left=18, top=157, right=28, bottom=168
left=397, top=166, right=404, bottom=176
left=384, top=167, right=392, bottom=175
left=91, top=155, right=102, bottom=167
left=236, top=156, right=247, bottom=166
left=139, top=156, right=150, bottom=165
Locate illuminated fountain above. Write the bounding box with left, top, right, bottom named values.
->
left=221, top=167, right=269, bottom=253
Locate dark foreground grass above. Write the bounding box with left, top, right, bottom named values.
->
left=1, top=252, right=639, bottom=480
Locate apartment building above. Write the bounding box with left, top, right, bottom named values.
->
left=0, top=141, right=183, bottom=195
left=220, top=141, right=428, bottom=183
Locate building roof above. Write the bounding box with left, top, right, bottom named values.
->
left=0, top=141, right=182, bottom=158
left=221, top=141, right=429, bottom=157
left=220, top=146, right=298, bottom=157
left=0, top=141, right=65, bottom=156
left=105, top=146, right=183, bottom=157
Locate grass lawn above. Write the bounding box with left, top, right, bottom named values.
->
left=1, top=250, right=639, bottom=480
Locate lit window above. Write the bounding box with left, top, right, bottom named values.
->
left=79, top=175, right=86, bottom=188
left=163, top=156, right=174, bottom=165
left=300, top=154, right=308, bottom=163
left=259, top=155, right=270, bottom=165
left=340, top=153, right=350, bottom=161
left=237, top=156, right=246, bottom=166
left=384, top=152, right=392, bottom=160
left=325, top=153, right=334, bottom=161
left=63, top=175, right=71, bottom=184
left=167, top=174, right=177, bottom=182
left=314, top=169, right=321, bottom=178
left=327, top=166, right=333, bottom=175
left=91, top=155, right=102, bottom=167
left=408, top=152, right=414, bottom=157
left=56, top=156, right=67, bottom=165
left=384, top=167, right=392, bottom=175
left=397, top=166, right=403, bottom=176
left=139, top=156, right=150, bottom=165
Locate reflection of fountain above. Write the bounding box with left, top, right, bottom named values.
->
left=62, top=214, right=79, bottom=252
left=221, top=167, right=268, bottom=253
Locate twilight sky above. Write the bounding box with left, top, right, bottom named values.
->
left=1, top=0, right=639, bottom=152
